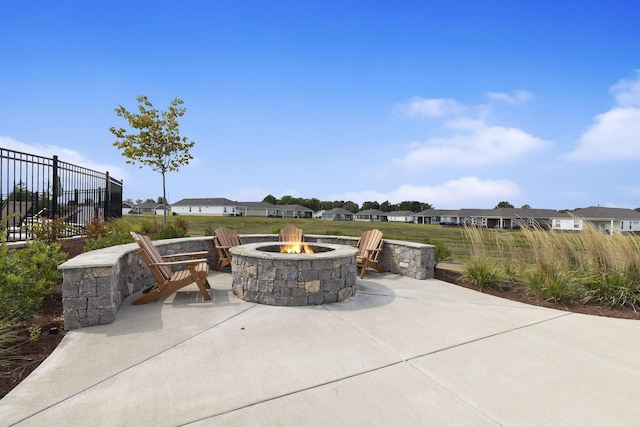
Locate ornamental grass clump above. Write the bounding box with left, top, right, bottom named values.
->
left=461, top=226, right=506, bottom=291
left=462, top=255, right=505, bottom=291
left=516, top=221, right=640, bottom=308
left=0, top=317, right=25, bottom=369
left=580, top=270, right=640, bottom=310
left=520, top=266, right=580, bottom=302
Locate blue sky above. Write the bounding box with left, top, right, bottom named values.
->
left=1, top=1, right=639, bottom=210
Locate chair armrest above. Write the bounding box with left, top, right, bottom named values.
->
left=161, top=251, right=209, bottom=259
left=151, top=258, right=209, bottom=267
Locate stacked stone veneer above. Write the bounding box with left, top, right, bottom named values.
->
left=230, top=242, right=358, bottom=306
left=59, top=237, right=215, bottom=330
left=59, top=234, right=434, bottom=329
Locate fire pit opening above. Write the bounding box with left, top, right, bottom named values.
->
left=230, top=242, right=358, bottom=306
left=257, top=244, right=334, bottom=254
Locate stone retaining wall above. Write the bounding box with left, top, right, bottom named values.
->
left=59, top=235, right=434, bottom=330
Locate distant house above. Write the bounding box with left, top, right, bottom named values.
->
left=567, top=206, right=640, bottom=235
left=550, top=215, right=583, bottom=232
left=276, top=204, right=314, bottom=218
left=136, top=202, right=170, bottom=216
left=122, top=201, right=134, bottom=215
left=355, top=209, right=387, bottom=222
left=321, top=208, right=354, bottom=221
left=417, top=209, right=457, bottom=225
left=387, top=210, right=418, bottom=223
left=419, top=208, right=568, bottom=229
left=171, top=198, right=246, bottom=216
left=466, top=208, right=564, bottom=229
left=242, top=201, right=278, bottom=218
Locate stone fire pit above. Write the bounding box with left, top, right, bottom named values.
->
left=230, top=242, right=358, bottom=306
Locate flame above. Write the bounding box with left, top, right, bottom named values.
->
left=280, top=243, right=314, bottom=254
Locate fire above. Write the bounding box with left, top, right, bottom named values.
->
left=280, top=243, right=315, bottom=254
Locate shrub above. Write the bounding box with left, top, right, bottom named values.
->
left=28, top=326, right=42, bottom=343
left=423, top=237, right=451, bottom=265
left=173, top=218, right=189, bottom=234
left=154, top=224, right=187, bottom=240
left=28, top=217, right=76, bottom=242
left=0, top=237, right=67, bottom=320
left=84, top=217, right=110, bottom=239
left=84, top=231, right=133, bottom=252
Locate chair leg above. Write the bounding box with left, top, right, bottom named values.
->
left=190, top=265, right=212, bottom=300
left=359, top=264, right=367, bottom=279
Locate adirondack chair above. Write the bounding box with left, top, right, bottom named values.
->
left=213, top=227, right=242, bottom=270
left=279, top=225, right=304, bottom=242
left=356, top=229, right=385, bottom=279
left=130, top=232, right=211, bottom=304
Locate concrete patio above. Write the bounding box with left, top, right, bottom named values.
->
left=1, top=272, right=639, bottom=426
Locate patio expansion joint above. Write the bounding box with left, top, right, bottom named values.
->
left=182, top=361, right=406, bottom=425
left=10, top=304, right=258, bottom=427
left=406, top=311, right=574, bottom=362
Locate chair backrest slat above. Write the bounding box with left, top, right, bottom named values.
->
left=279, top=226, right=303, bottom=242
left=356, top=229, right=384, bottom=258
left=130, top=232, right=172, bottom=282
left=215, top=227, right=241, bottom=247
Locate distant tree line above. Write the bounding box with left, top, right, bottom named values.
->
left=262, top=195, right=433, bottom=213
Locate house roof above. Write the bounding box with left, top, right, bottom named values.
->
left=137, top=202, right=169, bottom=209
left=571, top=206, right=640, bottom=220
left=277, top=204, right=313, bottom=212
left=172, top=198, right=240, bottom=207
left=417, top=209, right=453, bottom=216
left=241, top=201, right=277, bottom=209
left=323, top=208, right=354, bottom=215
left=356, top=209, right=386, bottom=216
left=386, top=210, right=417, bottom=217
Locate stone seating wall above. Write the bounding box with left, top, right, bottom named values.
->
left=58, top=234, right=434, bottom=330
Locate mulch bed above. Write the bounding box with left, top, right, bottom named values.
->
left=434, top=267, right=640, bottom=320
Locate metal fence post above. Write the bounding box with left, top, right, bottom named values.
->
left=52, top=155, right=59, bottom=219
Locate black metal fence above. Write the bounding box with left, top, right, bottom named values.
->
left=1, top=147, right=122, bottom=241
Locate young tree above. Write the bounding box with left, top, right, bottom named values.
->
left=110, top=95, right=195, bottom=225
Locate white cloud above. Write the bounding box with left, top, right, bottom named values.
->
left=0, top=136, right=129, bottom=179
left=390, top=91, right=548, bottom=172
left=485, top=90, right=534, bottom=104
left=566, top=107, right=640, bottom=161
left=393, top=97, right=464, bottom=118
left=333, top=176, right=522, bottom=208
left=611, top=70, right=640, bottom=108
left=567, top=71, right=640, bottom=162
left=394, top=122, right=550, bottom=171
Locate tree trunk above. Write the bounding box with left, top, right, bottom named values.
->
left=162, top=171, right=167, bottom=226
